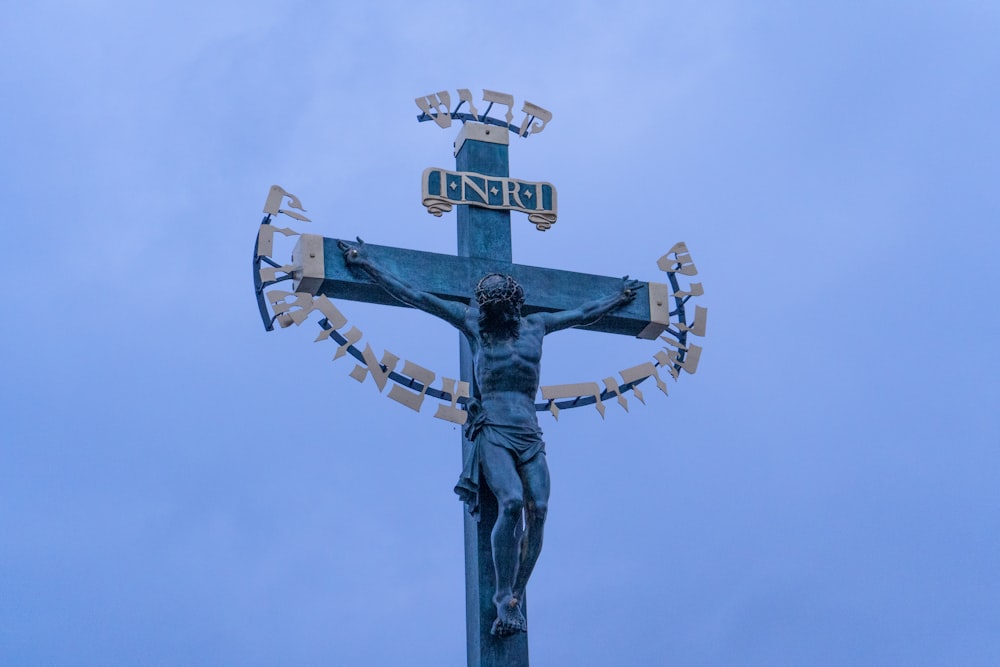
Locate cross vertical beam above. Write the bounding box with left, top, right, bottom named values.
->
left=456, top=123, right=511, bottom=261
left=455, top=123, right=529, bottom=666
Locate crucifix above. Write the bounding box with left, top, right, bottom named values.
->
left=251, top=88, right=706, bottom=667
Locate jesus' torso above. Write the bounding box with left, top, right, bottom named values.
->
left=463, top=311, right=546, bottom=429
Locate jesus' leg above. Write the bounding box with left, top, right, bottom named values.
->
left=479, top=443, right=527, bottom=636
left=512, top=452, right=550, bottom=607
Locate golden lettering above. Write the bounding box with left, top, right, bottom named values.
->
left=259, top=263, right=294, bottom=283
left=256, top=223, right=299, bottom=258
left=676, top=306, right=707, bottom=337
left=603, top=377, right=629, bottom=412
left=672, top=282, right=704, bottom=298
left=387, top=360, right=437, bottom=412
left=433, top=377, right=470, bottom=425
left=657, top=241, right=698, bottom=276
left=482, top=89, right=515, bottom=124
left=415, top=92, right=452, bottom=128
left=457, top=88, right=480, bottom=118
left=663, top=344, right=702, bottom=375
left=349, top=344, right=399, bottom=392
left=518, top=101, right=552, bottom=137
left=621, top=360, right=668, bottom=398
left=333, top=326, right=362, bottom=360
left=540, top=382, right=606, bottom=419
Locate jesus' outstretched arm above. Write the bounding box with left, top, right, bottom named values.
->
left=536, top=277, right=643, bottom=334
left=338, top=237, right=471, bottom=335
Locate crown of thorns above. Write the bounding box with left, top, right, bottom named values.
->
left=475, top=273, right=524, bottom=307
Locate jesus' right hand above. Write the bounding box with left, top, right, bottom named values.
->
left=338, top=237, right=373, bottom=271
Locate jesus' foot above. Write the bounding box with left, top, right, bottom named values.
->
left=490, top=595, right=527, bottom=637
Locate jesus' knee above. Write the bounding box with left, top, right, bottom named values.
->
left=526, top=499, right=547, bottom=525
left=497, top=494, right=524, bottom=519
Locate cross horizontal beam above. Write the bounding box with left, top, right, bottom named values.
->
left=290, top=235, right=671, bottom=339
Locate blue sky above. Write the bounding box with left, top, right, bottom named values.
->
left=2, top=2, right=998, bottom=665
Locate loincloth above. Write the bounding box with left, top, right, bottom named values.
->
left=453, top=400, right=545, bottom=519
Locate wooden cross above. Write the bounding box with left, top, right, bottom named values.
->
left=258, top=117, right=688, bottom=667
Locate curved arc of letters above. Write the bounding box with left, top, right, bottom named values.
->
left=534, top=242, right=705, bottom=420
left=253, top=193, right=705, bottom=423
left=254, top=185, right=314, bottom=331
left=414, top=88, right=553, bottom=138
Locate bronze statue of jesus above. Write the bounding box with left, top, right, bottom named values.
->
left=340, top=238, right=640, bottom=636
